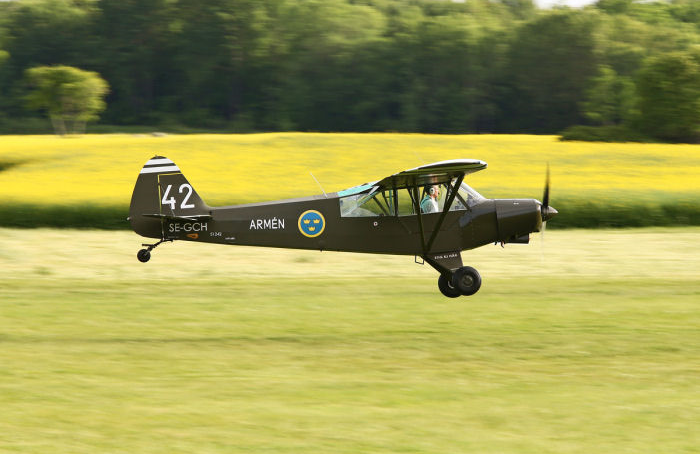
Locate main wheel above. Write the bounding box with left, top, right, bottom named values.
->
left=438, top=274, right=461, bottom=298
left=452, top=266, right=481, bottom=296
left=137, top=249, right=151, bottom=263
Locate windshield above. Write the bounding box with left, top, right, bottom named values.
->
left=454, top=182, right=485, bottom=210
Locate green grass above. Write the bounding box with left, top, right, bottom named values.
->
left=1, top=228, right=699, bottom=453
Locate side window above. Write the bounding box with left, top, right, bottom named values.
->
left=339, top=182, right=482, bottom=217
left=397, top=188, right=416, bottom=216
left=340, top=190, right=395, bottom=217
left=375, top=190, right=396, bottom=215
left=340, top=193, right=374, bottom=217
left=397, top=186, right=456, bottom=216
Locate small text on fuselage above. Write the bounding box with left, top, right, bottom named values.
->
left=168, top=222, right=208, bottom=233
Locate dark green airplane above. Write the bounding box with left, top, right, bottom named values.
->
left=129, top=156, right=556, bottom=297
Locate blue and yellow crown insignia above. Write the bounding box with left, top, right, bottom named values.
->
left=298, top=210, right=325, bottom=238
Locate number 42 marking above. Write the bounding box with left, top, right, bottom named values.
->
left=161, top=184, right=195, bottom=210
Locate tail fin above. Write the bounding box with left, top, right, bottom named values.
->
left=129, top=156, right=210, bottom=238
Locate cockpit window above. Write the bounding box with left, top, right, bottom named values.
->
left=415, top=180, right=485, bottom=213
left=338, top=180, right=485, bottom=218
left=340, top=187, right=394, bottom=217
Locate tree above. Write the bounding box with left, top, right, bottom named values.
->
left=95, top=0, right=177, bottom=124
left=0, top=50, right=8, bottom=114
left=583, top=65, right=635, bottom=126
left=636, top=52, right=700, bottom=142
left=25, top=65, right=109, bottom=135
left=596, top=0, right=633, bottom=15
left=503, top=10, right=599, bottom=133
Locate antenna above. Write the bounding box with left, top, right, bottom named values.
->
left=310, top=172, right=328, bottom=198
left=412, top=149, right=426, bottom=165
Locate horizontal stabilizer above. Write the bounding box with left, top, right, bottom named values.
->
left=141, top=213, right=212, bottom=222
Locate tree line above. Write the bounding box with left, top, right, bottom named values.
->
left=1, top=0, right=700, bottom=141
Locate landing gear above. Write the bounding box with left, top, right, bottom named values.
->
left=136, top=238, right=172, bottom=263
left=423, top=253, right=481, bottom=297
left=452, top=266, right=481, bottom=296
left=436, top=266, right=482, bottom=297
left=438, top=274, right=461, bottom=298
left=137, top=249, right=151, bottom=263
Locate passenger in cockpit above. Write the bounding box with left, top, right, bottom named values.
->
left=420, top=185, right=440, bottom=213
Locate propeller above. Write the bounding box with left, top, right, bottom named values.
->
left=540, top=163, right=557, bottom=249
left=543, top=163, right=550, bottom=215
left=540, top=163, right=557, bottom=225
left=540, top=164, right=552, bottom=262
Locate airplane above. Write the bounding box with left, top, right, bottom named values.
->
left=129, top=156, right=557, bottom=297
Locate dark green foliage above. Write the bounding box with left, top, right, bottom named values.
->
left=0, top=160, right=23, bottom=172
left=2, top=200, right=699, bottom=230
left=0, top=0, right=699, bottom=139
left=542, top=199, right=700, bottom=228
left=596, top=0, right=633, bottom=15
left=94, top=0, right=177, bottom=124
left=503, top=10, right=598, bottom=133
left=25, top=65, right=109, bottom=134
left=0, top=116, right=54, bottom=134
left=0, top=204, right=128, bottom=230
left=559, top=125, right=651, bottom=142
left=636, top=52, right=700, bottom=142
left=583, top=65, right=636, bottom=126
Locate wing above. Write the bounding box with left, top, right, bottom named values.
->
left=374, top=159, right=487, bottom=190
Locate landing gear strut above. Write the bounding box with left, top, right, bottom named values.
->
left=436, top=266, right=482, bottom=298
left=136, top=238, right=172, bottom=263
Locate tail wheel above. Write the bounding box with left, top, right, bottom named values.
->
left=438, top=274, right=461, bottom=298
left=452, top=266, right=481, bottom=296
left=137, top=249, right=151, bottom=263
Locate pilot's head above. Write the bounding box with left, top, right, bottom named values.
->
left=425, top=185, right=440, bottom=199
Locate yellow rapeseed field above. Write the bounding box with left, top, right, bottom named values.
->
left=1, top=133, right=699, bottom=207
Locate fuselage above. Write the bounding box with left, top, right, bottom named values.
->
left=136, top=192, right=544, bottom=256
left=129, top=156, right=557, bottom=297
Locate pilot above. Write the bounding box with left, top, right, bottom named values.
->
left=420, top=185, right=440, bottom=213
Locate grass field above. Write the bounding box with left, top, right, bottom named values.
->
left=1, top=227, right=698, bottom=453
left=1, top=133, right=699, bottom=228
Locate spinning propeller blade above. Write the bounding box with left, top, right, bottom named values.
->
left=540, top=163, right=557, bottom=254
left=543, top=163, right=550, bottom=213
left=540, top=163, right=557, bottom=224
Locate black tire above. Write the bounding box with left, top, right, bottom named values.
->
left=452, top=266, right=481, bottom=296
left=137, top=249, right=151, bottom=263
left=438, top=274, right=461, bottom=298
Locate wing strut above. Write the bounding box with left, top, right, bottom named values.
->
left=426, top=174, right=464, bottom=251
left=411, top=186, right=428, bottom=256
left=410, top=174, right=463, bottom=257
left=407, top=174, right=468, bottom=271
left=408, top=175, right=466, bottom=273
